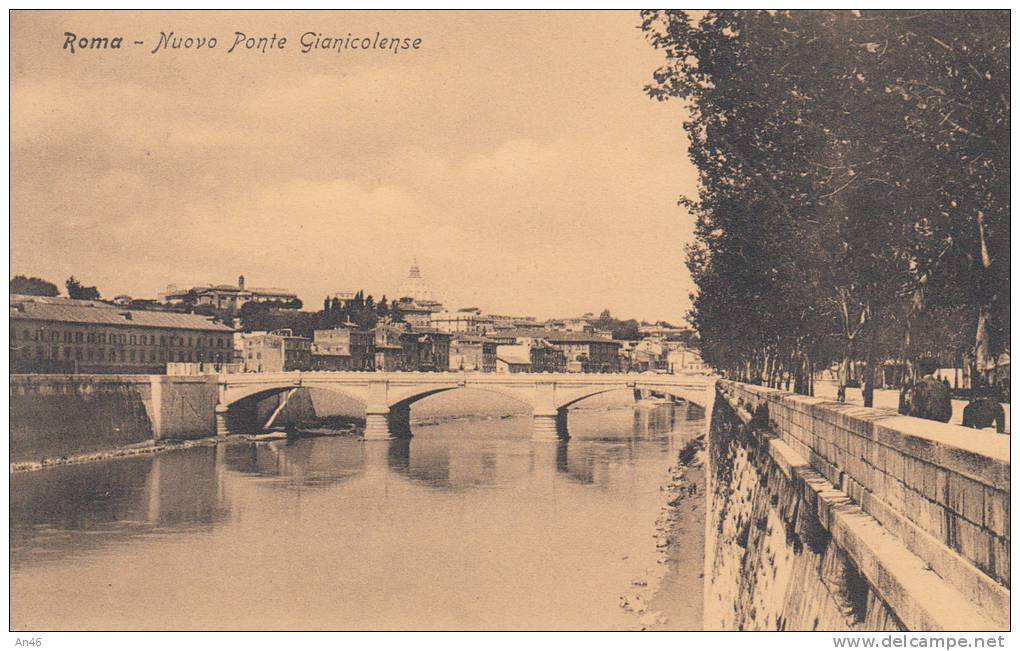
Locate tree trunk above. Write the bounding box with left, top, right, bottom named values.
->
left=862, top=353, right=874, bottom=408
left=837, top=351, right=851, bottom=403
left=972, top=210, right=993, bottom=398
left=809, top=358, right=815, bottom=397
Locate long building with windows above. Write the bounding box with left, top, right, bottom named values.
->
left=10, top=295, right=235, bottom=374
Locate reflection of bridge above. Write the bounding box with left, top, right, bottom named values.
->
left=215, top=371, right=714, bottom=440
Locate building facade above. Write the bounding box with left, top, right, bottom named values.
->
left=373, top=324, right=406, bottom=371
left=393, top=298, right=436, bottom=328
left=10, top=295, right=235, bottom=374
left=372, top=323, right=451, bottom=372
left=529, top=342, right=567, bottom=373
left=431, top=308, right=489, bottom=334
left=159, top=275, right=299, bottom=311
left=312, top=326, right=375, bottom=371
left=498, top=329, right=621, bottom=373
left=449, top=335, right=497, bottom=372
left=240, top=329, right=312, bottom=373
left=496, top=344, right=533, bottom=373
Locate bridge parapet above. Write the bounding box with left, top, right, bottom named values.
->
left=214, top=371, right=715, bottom=440
left=709, top=380, right=1009, bottom=631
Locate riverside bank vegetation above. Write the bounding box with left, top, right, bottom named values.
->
left=642, top=10, right=1009, bottom=401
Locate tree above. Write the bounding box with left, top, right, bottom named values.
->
left=65, top=276, right=101, bottom=300
left=10, top=275, right=59, bottom=296
left=642, top=10, right=1008, bottom=397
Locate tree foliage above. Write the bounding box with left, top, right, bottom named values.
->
left=643, top=10, right=1009, bottom=395
left=593, top=309, right=642, bottom=340
left=10, top=275, right=59, bottom=296
left=65, top=276, right=101, bottom=301
left=239, top=290, right=397, bottom=336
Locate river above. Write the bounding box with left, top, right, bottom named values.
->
left=11, top=399, right=704, bottom=631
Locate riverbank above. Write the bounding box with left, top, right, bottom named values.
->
left=9, top=426, right=363, bottom=474
left=618, top=433, right=707, bottom=630
left=9, top=407, right=635, bottom=474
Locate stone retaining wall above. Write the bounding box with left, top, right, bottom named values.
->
left=707, top=380, right=1009, bottom=631
left=10, top=375, right=219, bottom=463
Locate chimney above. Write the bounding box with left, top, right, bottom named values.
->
left=238, top=275, right=245, bottom=290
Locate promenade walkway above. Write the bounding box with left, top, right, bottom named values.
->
left=813, top=379, right=1010, bottom=435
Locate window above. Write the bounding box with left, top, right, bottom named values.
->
left=36, top=346, right=43, bottom=359
left=130, top=335, right=136, bottom=345
left=160, top=335, right=166, bottom=346
left=21, top=330, right=29, bottom=340
left=63, top=347, right=71, bottom=359
left=87, top=349, right=94, bottom=361
left=75, top=332, right=84, bottom=344
left=130, top=350, right=136, bottom=362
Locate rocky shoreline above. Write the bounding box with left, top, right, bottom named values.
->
left=619, top=434, right=707, bottom=630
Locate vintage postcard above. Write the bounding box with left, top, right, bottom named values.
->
left=8, top=8, right=1010, bottom=642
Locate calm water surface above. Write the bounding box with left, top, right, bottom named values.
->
left=11, top=403, right=703, bottom=630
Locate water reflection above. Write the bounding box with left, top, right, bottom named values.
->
left=222, top=437, right=365, bottom=488
left=11, top=446, right=228, bottom=568
left=11, top=403, right=704, bottom=631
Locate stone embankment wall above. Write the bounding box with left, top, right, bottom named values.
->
left=10, top=375, right=219, bottom=463
left=706, top=380, right=1009, bottom=631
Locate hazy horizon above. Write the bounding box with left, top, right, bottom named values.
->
left=11, top=10, right=698, bottom=323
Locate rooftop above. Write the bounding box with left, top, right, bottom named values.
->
left=495, top=329, right=620, bottom=345
left=452, top=334, right=497, bottom=344
left=10, top=298, right=234, bottom=332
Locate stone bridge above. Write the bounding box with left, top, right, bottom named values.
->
left=215, top=371, right=714, bottom=440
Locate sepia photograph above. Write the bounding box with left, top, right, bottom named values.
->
left=7, top=7, right=1011, bottom=642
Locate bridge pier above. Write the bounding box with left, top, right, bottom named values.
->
left=364, top=411, right=393, bottom=440
left=214, top=404, right=230, bottom=437
left=532, top=411, right=569, bottom=441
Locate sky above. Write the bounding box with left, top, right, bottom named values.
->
left=11, top=10, right=698, bottom=323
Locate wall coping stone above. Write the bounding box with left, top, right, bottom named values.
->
left=721, top=381, right=1009, bottom=490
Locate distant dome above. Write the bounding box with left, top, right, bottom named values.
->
left=396, top=258, right=436, bottom=303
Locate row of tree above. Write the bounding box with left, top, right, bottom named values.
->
left=238, top=291, right=404, bottom=336
left=643, top=10, right=1009, bottom=401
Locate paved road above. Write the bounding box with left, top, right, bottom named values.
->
left=813, top=379, right=1010, bottom=435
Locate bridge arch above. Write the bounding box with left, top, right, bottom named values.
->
left=644, top=387, right=710, bottom=410
left=386, top=384, right=535, bottom=411
left=221, top=384, right=369, bottom=410
left=555, top=386, right=634, bottom=410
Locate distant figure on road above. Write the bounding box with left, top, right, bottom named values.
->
left=962, top=397, right=1007, bottom=434
left=899, top=360, right=952, bottom=423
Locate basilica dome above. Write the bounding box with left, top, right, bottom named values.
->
left=396, top=259, right=438, bottom=304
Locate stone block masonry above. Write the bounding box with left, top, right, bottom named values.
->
left=10, top=374, right=219, bottom=464
left=706, top=380, right=1008, bottom=631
